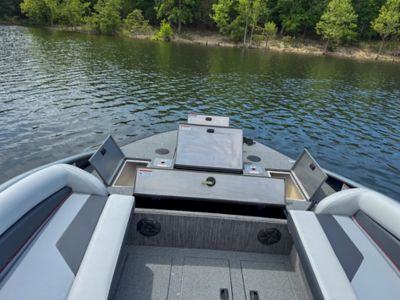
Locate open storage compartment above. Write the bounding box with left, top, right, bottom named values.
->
left=89, top=136, right=150, bottom=188
left=268, top=171, right=306, bottom=201
left=268, top=149, right=328, bottom=202
left=113, top=160, right=150, bottom=187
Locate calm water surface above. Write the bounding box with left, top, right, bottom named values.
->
left=0, top=25, right=399, bottom=198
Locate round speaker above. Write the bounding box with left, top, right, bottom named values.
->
left=155, top=148, right=169, bottom=155
left=137, top=218, right=161, bottom=237
left=247, top=155, right=261, bottom=162
left=257, top=228, right=281, bottom=245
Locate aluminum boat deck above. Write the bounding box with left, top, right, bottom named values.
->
left=0, top=114, right=398, bottom=300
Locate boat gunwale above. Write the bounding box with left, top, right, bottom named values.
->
left=0, top=131, right=366, bottom=194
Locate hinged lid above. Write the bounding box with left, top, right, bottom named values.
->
left=175, top=124, right=243, bottom=172
left=135, top=168, right=285, bottom=206
left=291, top=149, right=327, bottom=199
left=89, top=136, right=125, bottom=186
left=187, top=114, right=230, bottom=127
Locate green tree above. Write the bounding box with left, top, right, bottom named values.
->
left=228, top=16, right=245, bottom=42
left=20, top=0, right=59, bottom=25
left=248, top=0, right=266, bottom=45
left=59, top=0, right=89, bottom=27
left=237, top=0, right=251, bottom=44
left=0, top=0, right=23, bottom=19
left=211, top=0, right=244, bottom=42
left=153, top=19, right=173, bottom=40
left=276, top=0, right=328, bottom=37
left=122, top=9, right=151, bottom=34
left=121, top=0, right=157, bottom=22
left=210, top=0, right=234, bottom=35
left=237, top=0, right=267, bottom=45
left=300, top=0, right=327, bottom=37
left=353, top=0, right=384, bottom=39
left=264, top=20, right=277, bottom=48
left=372, top=0, right=400, bottom=59
left=155, top=0, right=197, bottom=33
left=275, top=0, right=304, bottom=35
left=211, top=0, right=267, bottom=45
left=316, top=0, right=358, bottom=53
left=86, top=0, right=122, bottom=35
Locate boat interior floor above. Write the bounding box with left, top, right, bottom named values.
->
left=111, top=245, right=311, bottom=300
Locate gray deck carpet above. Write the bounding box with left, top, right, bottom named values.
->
left=112, top=246, right=310, bottom=300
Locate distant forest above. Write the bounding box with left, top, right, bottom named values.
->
left=1, top=0, right=399, bottom=53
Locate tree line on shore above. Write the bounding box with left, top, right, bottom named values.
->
left=1, top=0, right=399, bottom=55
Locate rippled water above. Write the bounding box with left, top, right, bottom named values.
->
left=0, top=25, right=399, bottom=198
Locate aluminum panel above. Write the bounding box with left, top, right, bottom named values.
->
left=89, top=136, right=125, bottom=186
left=291, top=149, right=327, bottom=199
left=175, top=124, right=243, bottom=172
left=134, top=168, right=285, bottom=206
left=187, top=113, right=230, bottom=127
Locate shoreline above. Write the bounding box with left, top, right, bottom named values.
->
left=147, top=30, right=400, bottom=63
left=100, top=27, right=400, bottom=63
left=3, top=23, right=400, bottom=63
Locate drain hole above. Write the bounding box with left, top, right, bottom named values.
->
left=155, top=148, right=169, bottom=155
left=247, top=155, right=261, bottom=162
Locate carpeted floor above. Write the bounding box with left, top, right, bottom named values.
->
left=112, top=245, right=310, bottom=300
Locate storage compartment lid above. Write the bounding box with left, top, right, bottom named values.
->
left=187, top=114, right=230, bottom=127
left=291, top=149, right=327, bottom=199
left=89, top=136, right=125, bottom=186
left=174, top=124, right=243, bottom=172
left=135, top=168, right=285, bottom=206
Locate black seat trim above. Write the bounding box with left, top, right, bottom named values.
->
left=317, top=214, right=363, bottom=281
left=56, top=195, right=107, bottom=274
left=354, top=211, right=400, bottom=271
left=0, top=187, right=72, bottom=278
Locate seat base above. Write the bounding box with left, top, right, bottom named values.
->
left=288, top=210, right=357, bottom=300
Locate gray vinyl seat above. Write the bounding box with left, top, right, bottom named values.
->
left=0, top=164, right=134, bottom=300
left=288, top=188, right=400, bottom=300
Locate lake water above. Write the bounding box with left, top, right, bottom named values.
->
left=0, top=25, right=399, bottom=199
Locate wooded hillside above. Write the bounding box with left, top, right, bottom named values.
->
left=2, top=0, right=399, bottom=55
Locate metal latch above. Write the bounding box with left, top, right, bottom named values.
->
left=202, top=176, right=216, bottom=187
left=220, top=288, right=229, bottom=300
left=250, top=290, right=259, bottom=300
